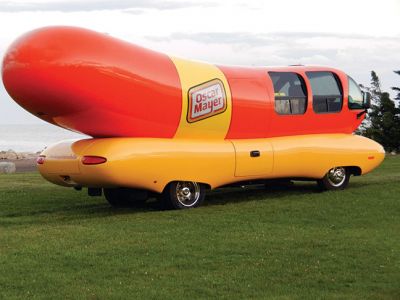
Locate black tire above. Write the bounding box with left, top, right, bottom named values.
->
left=317, top=167, right=350, bottom=191
left=104, top=188, right=148, bottom=207
left=161, top=181, right=206, bottom=209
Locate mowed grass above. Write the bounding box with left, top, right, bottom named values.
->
left=0, top=157, right=399, bottom=299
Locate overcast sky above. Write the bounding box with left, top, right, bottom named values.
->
left=0, top=0, right=399, bottom=124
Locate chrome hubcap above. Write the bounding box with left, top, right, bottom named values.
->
left=327, top=167, right=346, bottom=187
left=176, top=181, right=200, bottom=207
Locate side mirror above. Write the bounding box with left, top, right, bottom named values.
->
left=362, top=91, right=371, bottom=109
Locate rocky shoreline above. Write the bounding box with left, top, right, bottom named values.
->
left=0, top=150, right=40, bottom=160
left=0, top=150, right=39, bottom=173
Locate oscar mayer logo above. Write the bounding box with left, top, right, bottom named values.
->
left=187, top=79, right=227, bottom=123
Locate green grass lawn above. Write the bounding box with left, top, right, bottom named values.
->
left=0, top=157, right=399, bottom=299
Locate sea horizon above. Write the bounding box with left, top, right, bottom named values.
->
left=0, top=123, right=88, bottom=153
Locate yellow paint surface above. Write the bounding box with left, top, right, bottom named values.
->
left=39, top=134, right=385, bottom=193
left=171, top=57, right=232, bottom=139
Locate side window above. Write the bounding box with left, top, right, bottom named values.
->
left=306, top=71, right=343, bottom=113
left=269, top=72, right=307, bottom=115
left=348, top=76, right=363, bottom=109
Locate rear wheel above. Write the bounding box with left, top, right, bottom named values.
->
left=104, top=188, right=148, bottom=207
left=161, top=181, right=206, bottom=209
left=317, top=167, right=350, bottom=190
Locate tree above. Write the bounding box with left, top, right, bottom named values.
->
left=370, top=70, right=382, bottom=97
left=363, top=71, right=400, bottom=152
left=356, top=71, right=381, bottom=134
left=392, top=70, right=400, bottom=101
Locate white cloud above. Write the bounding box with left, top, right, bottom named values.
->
left=0, top=0, right=213, bottom=12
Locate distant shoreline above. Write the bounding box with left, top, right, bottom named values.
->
left=0, top=158, right=37, bottom=173
left=0, top=150, right=38, bottom=173
left=0, top=124, right=87, bottom=153
left=1, top=149, right=39, bottom=159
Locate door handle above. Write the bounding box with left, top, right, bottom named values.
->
left=250, top=150, right=260, bottom=157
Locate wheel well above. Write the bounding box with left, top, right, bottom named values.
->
left=201, top=183, right=212, bottom=190
left=346, top=166, right=362, bottom=176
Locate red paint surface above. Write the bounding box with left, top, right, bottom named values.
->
left=2, top=26, right=182, bottom=138
left=220, top=65, right=364, bottom=139
left=219, top=66, right=272, bottom=139
left=2, top=27, right=365, bottom=140
left=266, top=66, right=363, bottom=137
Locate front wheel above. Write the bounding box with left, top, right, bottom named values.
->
left=317, top=167, right=350, bottom=190
left=161, top=181, right=206, bottom=209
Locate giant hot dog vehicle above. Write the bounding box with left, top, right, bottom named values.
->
left=1, top=27, right=384, bottom=209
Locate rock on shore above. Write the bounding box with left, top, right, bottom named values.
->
left=0, top=150, right=39, bottom=173
left=0, top=162, right=17, bottom=174
left=0, top=150, right=39, bottom=160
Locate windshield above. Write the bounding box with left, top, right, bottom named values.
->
left=348, top=76, right=363, bottom=109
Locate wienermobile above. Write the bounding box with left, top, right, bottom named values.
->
left=2, top=27, right=385, bottom=209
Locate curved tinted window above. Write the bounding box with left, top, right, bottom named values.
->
left=269, top=72, right=307, bottom=115
left=306, top=71, right=343, bottom=113
left=348, top=76, right=363, bottom=109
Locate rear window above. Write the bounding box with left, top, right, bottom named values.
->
left=306, top=71, right=343, bottom=113
left=269, top=72, right=307, bottom=115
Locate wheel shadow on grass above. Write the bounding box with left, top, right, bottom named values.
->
left=0, top=180, right=385, bottom=225
left=0, top=198, right=163, bottom=226
left=203, top=178, right=390, bottom=207
left=0, top=183, right=317, bottom=224
left=204, top=182, right=320, bottom=207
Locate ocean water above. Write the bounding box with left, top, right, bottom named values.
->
left=0, top=124, right=88, bottom=152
